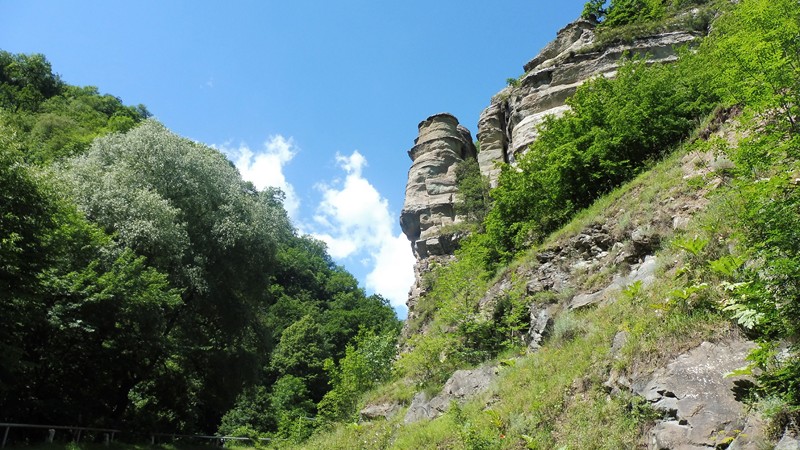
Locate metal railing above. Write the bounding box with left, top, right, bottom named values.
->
left=0, top=423, right=284, bottom=448
left=0, top=423, right=120, bottom=448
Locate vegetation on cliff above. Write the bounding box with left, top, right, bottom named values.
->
left=2, top=0, right=800, bottom=447
left=304, top=0, right=800, bottom=447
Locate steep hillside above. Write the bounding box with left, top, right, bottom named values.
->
left=296, top=0, right=800, bottom=448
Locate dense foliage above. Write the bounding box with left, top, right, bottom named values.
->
left=582, top=0, right=712, bottom=28
left=485, top=53, right=717, bottom=263
left=0, top=52, right=399, bottom=440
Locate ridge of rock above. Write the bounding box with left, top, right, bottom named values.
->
left=477, top=19, right=701, bottom=185
left=400, top=113, right=477, bottom=326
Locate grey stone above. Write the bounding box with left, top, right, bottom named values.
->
left=727, top=413, right=770, bottom=450
left=360, top=402, right=402, bottom=421
left=569, top=290, right=605, bottom=310
left=633, top=339, right=758, bottom=449
left=404, top=392, right=436, bottom=424
left=528, top=305, right=554, bottom=351
left=611, top=331, right=629, bottom=358
left=775, top=433, right=800, bottom=450
left=404, top=366, right=498, bottom=424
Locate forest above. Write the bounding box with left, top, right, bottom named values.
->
left=0, top=51, right=400, bottom=441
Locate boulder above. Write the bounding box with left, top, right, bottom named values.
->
left=360, top=402, right=402, bottom=421
left=632, top=339, right=759, bottom=449
left=775, top=433, right=800, bottom=450
left=404, top=365, right=498, bottom=424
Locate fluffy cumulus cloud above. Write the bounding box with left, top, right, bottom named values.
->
left=312, top=151, right=415, bottom=312
left=218, top=135, right=300, bottom=219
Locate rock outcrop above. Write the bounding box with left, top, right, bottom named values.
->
left=400, top=113, right=477, bottom=259
left=400, top=113, right=477, bottom=325
left=404, top=365, right=498, bottom=424
left=631, top=339, right=765, bottom=449
left=477, top=19, right=701, bottom=185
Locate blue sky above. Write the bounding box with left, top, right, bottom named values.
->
left=1, top=1, right=587, bottom=317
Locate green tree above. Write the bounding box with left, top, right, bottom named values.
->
left=317, top=330, right=398, bottom=422
left=703, top=0, right=800, bottom=133
left=62, top=120, right=288, bottom=431
left=454, top=157, right=491, bottom=226
left=0, top=130, right=179, bottom=426
left=271, top=315, right=329, bottom=387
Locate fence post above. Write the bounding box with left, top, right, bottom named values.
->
left=104, top=433, right=110, bottom=446
left=47, top=429, right=55, bottom=443
left=2, top=426, right=9, bottom=449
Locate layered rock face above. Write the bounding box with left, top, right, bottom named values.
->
left=401, top=19, right=702, bottom=324
left=400, top=113, right=477, bottom=259
left=400, top=113, right=477, bottom=324
left=477, top=19, right=700, bottom=185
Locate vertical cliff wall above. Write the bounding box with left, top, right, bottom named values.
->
left=400, top=113, right=476, bottom=323
left=477, top=20, right=700, bottom=185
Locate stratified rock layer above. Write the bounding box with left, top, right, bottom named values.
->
left=400, top=113, right=477, bottom=325
left=477, top=19, right=700, bottom=185
left=400, top=113, right=476, bottom=259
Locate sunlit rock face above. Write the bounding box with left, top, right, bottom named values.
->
left=477, top=18, right=700, bottom=185
left=400, top=113, right=476, bottom=259
left=400, top=113, right=476, bottom=326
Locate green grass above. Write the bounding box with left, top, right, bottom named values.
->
left=288, top=107, right=745, bottom=449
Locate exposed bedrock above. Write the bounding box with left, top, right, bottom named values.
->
left=400, top=113, right=477, bottom=328
left=477, top=18, right=701, bottom=185
left=400, top=113, right=477, bottom=260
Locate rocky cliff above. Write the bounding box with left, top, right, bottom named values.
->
left=400, top=113, right=477, bottom=322
left=477, top=20, right=700, bottom=185
left=401, top=18, right=702, bottom=326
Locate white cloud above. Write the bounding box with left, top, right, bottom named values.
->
left=312, top=151, right=415, bottom=311
left=366, top=232, right=415, bottom=315
left=218, top=135, right=301, bottom=219
left=312, top=151, right=392, bottom=258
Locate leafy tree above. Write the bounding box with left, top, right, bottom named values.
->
left=582, top=0, right=607, bottom=21
left=270, top=315, right=329, bottom=389
left=317, top=330, right=398, bottom=422
left=0, top=131, right=179, bottom=426
left=703, top=0, right=800, bottom=133
left=0, top=51, right=64, bottom=111
left=61, top=120, right=288, bottom=430
left=454, top=157, right=491, bottom=227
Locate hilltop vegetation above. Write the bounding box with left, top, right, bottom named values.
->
left=0, top=51, right=399, bottom=441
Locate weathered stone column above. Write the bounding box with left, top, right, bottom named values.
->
left=400, top=113, right=477, bottom=327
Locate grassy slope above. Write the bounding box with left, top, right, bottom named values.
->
left=291, top=118, right=744, bottom=449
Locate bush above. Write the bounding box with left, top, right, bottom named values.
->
left=485, top=55, right=716, bottom=260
